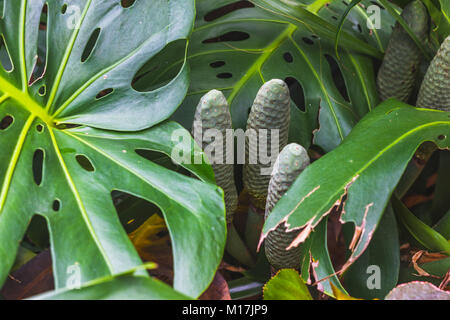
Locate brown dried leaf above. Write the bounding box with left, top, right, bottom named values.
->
left=0, top=250, right=53, bottom=300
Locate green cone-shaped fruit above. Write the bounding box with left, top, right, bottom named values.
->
left=243, top=79, right=290, bottom=210
left=376, top=0, right=429, bottom=102
left=416, top=36, right=450, bottom=111
left=264, top=143, right=310, bottom=270
left=192, top=90, right=238, bottom=223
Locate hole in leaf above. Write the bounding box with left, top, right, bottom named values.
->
left=76, top=155, right=95, bottom=172
left=311, top=34, right=319, bottom=39
left=135, top=149, right=167, bottom=162
left=36, top=124, right=44, bottom=132
left=283, top=52, right=293, bottom=63
left=302, top=37, right=314, bottom=45
left=210, top=61, right=226, bottom=68
left=204, top=1, right=254, bottom=22
left=38, top=85, right=46, bottom=96
left=121, top=0, right=136, bottom=8
left=438, top=135, right=446, bottom=140
left=332, top=16, right=338, bottom=20
left=0, top=35, right=13, bottom=72
left=29, top=3, right=48, bottom=85
left=132, top=65, right=159, bottom=88
left=0, top=115, right=13, bottom=130
left=324, top=54, right=350, bottom=103
left=217, top=72, right=232, bottom=79
left=132, top=39, right=186, bottom=92
left=61, top=4, right=67, bottom=14
left=53, top=199, right=61, bottom=211
left=203, top=31, right=250, bottom=44
left=135, top=149, right=189, bottom=175
left=25, top=215, right=50, bottom=249
left=112, top=191, right=163, bottom=233
left=285, top=77, right=306, bottom=112
left=310, top=144, right=326, bottom=160
left=33, top=149, right=44, bottom=186
left=354, top=23, right=362, bottom=33
left=96, top=88, right=113, bottom=99
left=81, top=28, right=101, bottom=62
left=55, top=123, right=81, bottom=130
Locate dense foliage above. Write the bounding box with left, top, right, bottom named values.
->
left=0, top=0, right=448, bottom=300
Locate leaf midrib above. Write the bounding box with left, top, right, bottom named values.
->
left=227, top=24, right=296, bottom=104
left=269, top=119, right=450, bottom=232
left=354, top=4, right=384, bottom=52
left=0, top=75, right=51, bottom=123
left=347, top=52, right=374, bottom=112
left=0, top=115, right=35, bottom=212
left=45, top=0, right=92, bottom=112
left=47, top=126, right=114, bottom=273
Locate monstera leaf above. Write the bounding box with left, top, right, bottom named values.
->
left=154, top=0, right=396, bottom=152
left=33, top=274, right=191, bottom=300
left=31, top=265, right=191, bottom=300
left=261, top=100, right=450, bottom=290
left=0, top=0, right=226, bottom=298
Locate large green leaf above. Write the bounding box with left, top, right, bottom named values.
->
left=160, top=0, right=396, bottom=152
left=263, top=268, right=312, bottom=300
left=262, top=100, right=450, bottom=276
left=343, top=204, right=400, bottom=299
left=31, top=265, right=191, bottom=300
left=33, top=275, right=190, bottom=300
left=0, top=0, right=226, bottom=298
